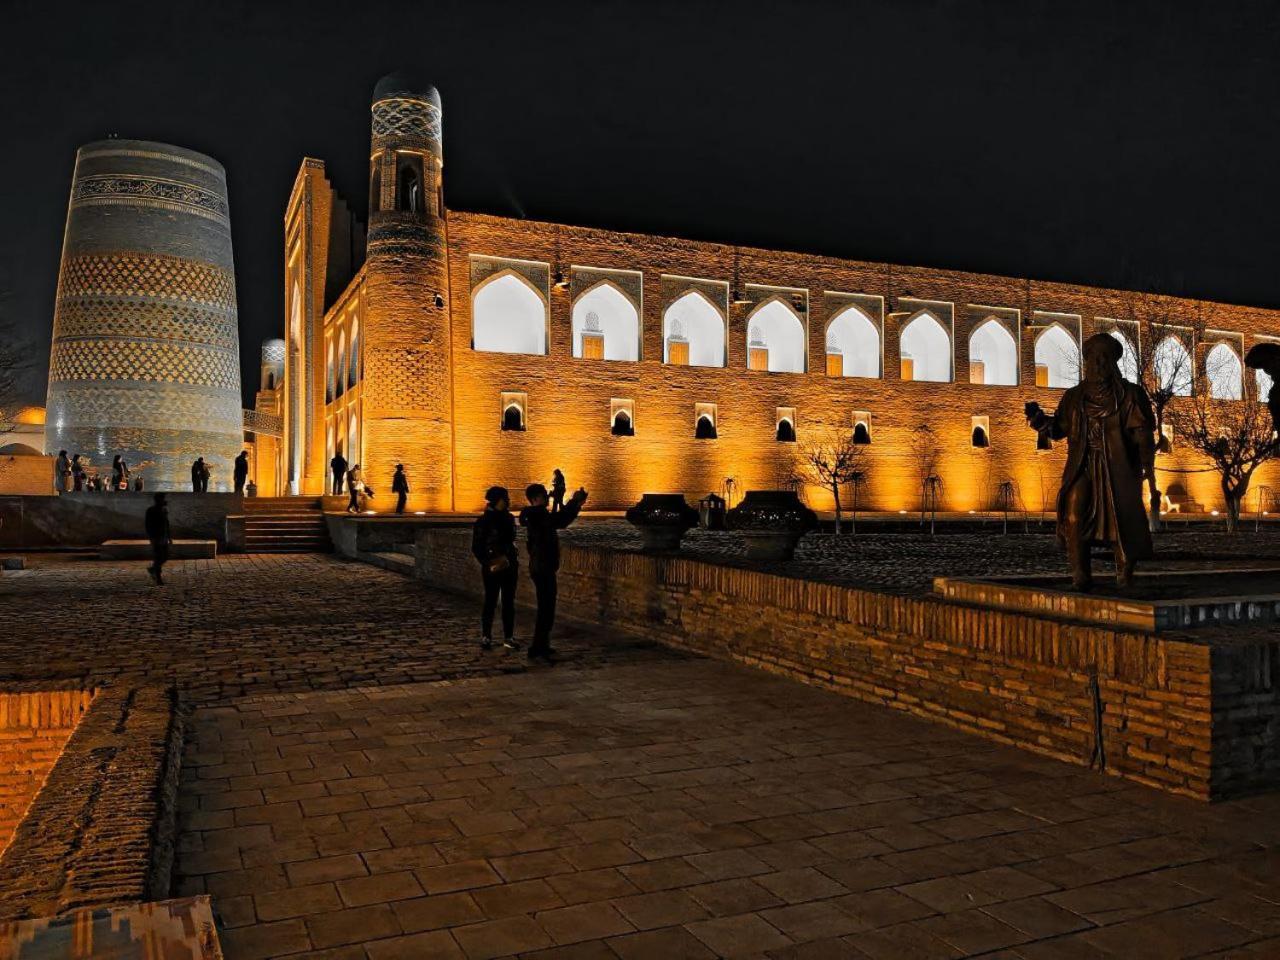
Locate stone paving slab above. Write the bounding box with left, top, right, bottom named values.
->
left=176, top=659, right=1280, bottom=959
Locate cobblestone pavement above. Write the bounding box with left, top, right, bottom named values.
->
left=0, top=554, right=672, bottom=706
left=177, top=658, right=1280, bottom=960
left=564, top=522, right=1280, bottom=596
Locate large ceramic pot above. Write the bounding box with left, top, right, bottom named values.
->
left=625, top=493, right=699, bottom=552
left=726, top=490, right=818, bottom=561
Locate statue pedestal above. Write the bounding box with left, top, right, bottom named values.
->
left=934, top=569, right=1280, bottom=632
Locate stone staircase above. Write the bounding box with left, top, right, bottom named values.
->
left=364, top=541, right=416, bottom=576
left=241, top=497, right=332, bottom=553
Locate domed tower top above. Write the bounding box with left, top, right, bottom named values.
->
left=370, top=71, right=441, bottom=159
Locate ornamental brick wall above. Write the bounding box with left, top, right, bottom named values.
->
left=414, top=528, right=1280, bottom=801
left=0, top=685, right=182, bottom=921
left=438, top=212, right=1280, bottom=513
left=0, top=455, right=55, bottom=496
left=0, top=690, right=94, bottom=855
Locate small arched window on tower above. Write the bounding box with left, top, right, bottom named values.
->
left=500, top=391, right=527, bottom=432
left=695, top=402, right=718, bottom=440
left=369, top=163, right=383, bottom=214
left=397, top=154, right=424, bottom=213
left=852, top=411, right=872, bottom=445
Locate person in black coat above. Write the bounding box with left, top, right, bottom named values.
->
left=144, top=492, right=172, bottom=586
left=191, top=457, right=206, bottom=493
left=472, top=486, right=520, bottom=651
left=233, top=451, right=250, bottom=494
left=331, top=452, right=348, bottom=494
left=518, top=482, right=587, bottom=661
left=392, top=464, right=409, bottom=514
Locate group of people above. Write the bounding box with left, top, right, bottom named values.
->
left=330, top=452, right=412, bottom=515
left=471, top=468, right=586, bottom=662
left=53, top=451, right=144, bottom=493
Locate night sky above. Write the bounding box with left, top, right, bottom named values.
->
left=3, top=0, right=1278, bottom=408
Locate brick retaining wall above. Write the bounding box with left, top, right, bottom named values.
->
left=0, top=685, right=183, bottom=921
left=414, top=528, right=1279, bottom=801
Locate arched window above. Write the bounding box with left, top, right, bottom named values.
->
left=502, top=404, right=525, bottom=431
left=971, top=425, right=990, bottom=448
left=1034, top=325, right=1081, bottom=389
left=336, top=332, right=347, bottom=398
left=746, top=300, right=806, bottom=373
left=1205, top=343, right=1243, bottom=400
left=664, top=292, right=726, bottom=367
left=776, top=418, right=796, bottom=442
left=826, top=305, right=880, bottom=378
left=899, top=312, right=951, bottom=382
left=369, top=165, right=382, bottom=214
left=1111, top=330, right=1139, bottom=383
left=611, top=410, right=634, bottom=436
left=1153, top=336, right=1193, bottom=397
left=348, top=321, right=360, bottom=388
left=326, top=424, right=334, bottom=466
left=853, top=422, right=871, bottom=445
left=398, top=164, right=420, bottom=213
left=695, top=415, right=717, bottom=439
left=572, top=283, right=640, bottom=361
left=968, top=319, right=1018, bottom=386
left=326, top=343, right=335, bottom=404
left=473, top=273, right=548, bottom=355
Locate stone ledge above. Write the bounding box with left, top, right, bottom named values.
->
left=0, top=684, right=183, bottom=921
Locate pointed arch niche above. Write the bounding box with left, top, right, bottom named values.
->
left=968, top=318, right=1019, bottom=386
left=1153, top=334, right=1194, bottom=397
left=469, top=257, right=551, bottom=356
left=661, top=282, right=727, bottom=367
left=745, top=294, right=807, bottom=373
left=1100, top=322, right=1141, bottom=384
left=824, top=296, right=882, bottom=379
left=1033, top=322, right=1081, bottom=389
left=570, top=273, right=641, bottom=361
left=899, top=309, right=952, bottom=383
left=1205, top=341, right=1243, bottom=400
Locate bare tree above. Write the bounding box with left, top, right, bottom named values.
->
left=909, top=423, right=943, bottom=532
left=0, top=291, right=32, bottom=434
left=796, top=427, right=867, bottom=535
left=1167, top=367, right=1280, bottom=533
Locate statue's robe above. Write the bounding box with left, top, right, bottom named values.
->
left=1048, top=379, right=1154, bottom=561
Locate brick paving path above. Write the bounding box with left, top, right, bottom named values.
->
left=0, top=555, right=671, bottom=706
left=5, top=555, right=1279, bottom=957
left=176, top=660, right=1280, bottom=960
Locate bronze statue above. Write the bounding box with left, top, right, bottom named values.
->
left=1245, top=342, right=1280, bottom=433
left=1026, top=333, right=1157, bottom=590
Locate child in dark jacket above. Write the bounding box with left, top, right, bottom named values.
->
left=471, top=486, right=520, bottom=651
left=518, top=482, right=588, bottom=661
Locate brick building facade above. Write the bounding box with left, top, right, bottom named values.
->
left=258, top=75, right=1280, bottom=514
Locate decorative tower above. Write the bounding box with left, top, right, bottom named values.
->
left=45, top=139, right=243, bottom=490
left=360, top=73, right=453, bottom=510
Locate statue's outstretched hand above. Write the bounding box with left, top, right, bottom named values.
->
left=1024, top=401, right=1042, bottom=423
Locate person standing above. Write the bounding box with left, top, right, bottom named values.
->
left=54, top=450, right=71, bottom=493
left=111, top=455, right=126, bottom=492
left=71, top=454, right=84, bottom=492
left=331, top=451, right=348, bottom=495
left=233, top=450, right=249, bottom=494
left=518, top=482, right=588, bottom=661
left=392, top=464, right=409, bottom=514
left=550, top=468, right=567, bottom=514
left=346, top=464, right=363, bottom=513
left=471, top=486, right=520, bottom=651
left=144, top=492, right=172, bottom=586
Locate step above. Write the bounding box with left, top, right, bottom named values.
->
left=392, top=542, right=415, bottom=557
left=364, top=551, right=415, bottom=575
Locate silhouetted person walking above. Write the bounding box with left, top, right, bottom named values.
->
left=550, top=468, right=567, bottom=514
left=472, top=486, right=520, bottom=651
left=392, top=464, right=409, bottom=514
left=234, top=451, right=249, bottom=494
left=111, top=455, right=124, bottom=492
left=54, top=451, right=70, bottom=493
left=71, top=454, right=84, bottom=492
left=347, top=464, right=363, bottom=513
left=145, top=492, right=171, bottom=586
left=331, top=452, right=348, bottom=495
left=519, top=482, right=588, bottom=661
